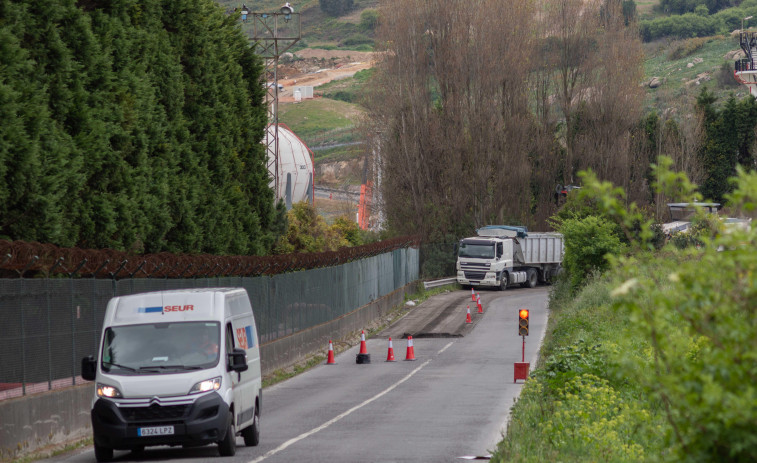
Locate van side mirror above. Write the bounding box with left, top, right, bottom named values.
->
left=81, top=355, right=97, bottom=381
left=228, top=348, right=248, bottom=373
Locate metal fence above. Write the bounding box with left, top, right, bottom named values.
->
left=0, top=247, right=419, bottom=400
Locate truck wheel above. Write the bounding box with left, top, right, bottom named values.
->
left=499, top=273, right=508, bottom=291
left=94, top=443, right=113, bottom=462
left=525, top=269, right=538, bottom=288
left=242, top=407, right=260, bottom=446
left=218, top=420, right=236, bottom=457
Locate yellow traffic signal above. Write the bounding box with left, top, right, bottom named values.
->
left=518, top=309, right=529, bottom=336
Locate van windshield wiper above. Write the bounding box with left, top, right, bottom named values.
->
left=102, top=362, right=137, bottom=372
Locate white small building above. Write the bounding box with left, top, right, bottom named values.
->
left=292, top=86, right=314, bottom=99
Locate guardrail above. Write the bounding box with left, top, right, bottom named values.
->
left=423, top=277, right=458, bottom=290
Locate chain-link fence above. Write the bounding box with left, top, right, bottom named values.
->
left=0, top=247, right=418, bottom=401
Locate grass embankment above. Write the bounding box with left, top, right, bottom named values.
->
left=278, top=97, right=363, bottom=150
left=492, top=256, right=675, bottom=462
left=493, top=228, right=757, bottom=462
left=643, top=35, right=742, bottom=113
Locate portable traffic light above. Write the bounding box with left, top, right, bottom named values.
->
left=518, top=309, right=529, bottom=336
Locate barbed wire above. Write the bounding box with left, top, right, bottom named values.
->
left=0, top=236, right=421, bottom=279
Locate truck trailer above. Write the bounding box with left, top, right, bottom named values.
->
left=456, top=225, right=564, bottom=290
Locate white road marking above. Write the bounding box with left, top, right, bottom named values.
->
left=247, top=359, right=432, bottom=463
left=437, top=341, right=454, bottom=354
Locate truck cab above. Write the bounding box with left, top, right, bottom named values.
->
left=457, top=237, right=513, bottom=290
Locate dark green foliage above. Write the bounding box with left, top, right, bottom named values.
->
left=657, top=0, right=737, bottom=15
left=0, top=0, right=277, bottom=255
left=419, top=241, right=457, bottom=279
left=696, top=89, right=757, bottom=202
left=319, top=0, right=354, bottom=17
left=639, top=12, right=717, bottom=41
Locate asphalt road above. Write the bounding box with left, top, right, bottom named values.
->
left=47, top=286, right=549, bottom=463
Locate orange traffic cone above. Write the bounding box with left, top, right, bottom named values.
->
left=405, top=336, right=416, bottom=361
left=466, top=305, right=473, bottom=323
left=326, top=340, right=336, bottom=365
left=477, top=295, right=483, bottom=314
left=359, top=330, right=368, bottom=354
left=471, top=288, right=476, bottom=301
left=386, top=337, right=396, bottom=362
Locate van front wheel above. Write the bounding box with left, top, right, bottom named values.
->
left=242, top=408, right=260, bottom=446
left=94, top=443, right=113, bottom=462
left=218, top=420, right=236, bottom=457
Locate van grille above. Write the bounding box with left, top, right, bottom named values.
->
left=120, top=404, right=189, bottom=422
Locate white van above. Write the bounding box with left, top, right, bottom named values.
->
left=81, top=288, right=262, bottom=462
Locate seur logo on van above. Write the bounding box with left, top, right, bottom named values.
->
left=137, top=305, right=194, bottom=314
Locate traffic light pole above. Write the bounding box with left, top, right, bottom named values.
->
left=514, top=309, right=530, bottom=383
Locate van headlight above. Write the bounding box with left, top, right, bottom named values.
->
left=96, top=383, right=123, bottom=398
left=189, top=377, right=222, bottom=394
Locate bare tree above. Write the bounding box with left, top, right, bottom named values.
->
left=365, top=0, right=649, bottom=237
left=365, top=0, right=537, bottom=238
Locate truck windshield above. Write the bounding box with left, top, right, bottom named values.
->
left=458, top=240, right=495, bottom=259
left=101, top=321, right=220, bottom=375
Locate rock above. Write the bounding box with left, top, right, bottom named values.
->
left=725, top=50, right=746, bottom=60
left=687, top=62, right=694, bottom=68
left=692, top=57, right=704, bottom=64
left=649, top=77, right=662, bottom=88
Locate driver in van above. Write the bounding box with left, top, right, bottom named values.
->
left=199, top=331, right=219, bottom=359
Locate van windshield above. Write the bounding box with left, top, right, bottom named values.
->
left=458, top=240, right=495, bottom=259
left=101, top=321, right=220, bottom=375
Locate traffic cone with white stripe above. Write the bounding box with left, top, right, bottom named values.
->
left=471, top=288, right=476, bottom=301
left=386, top=337, right=396, bottom=362
left=326, top=340, right=336, bottom=365
left=404, top=336, right=416, bottom=361
left=466, top=305, right=473, bottom=324
left=356, top=330, right=371, bottom=364
left=477, top=294, right=483, bottom=314
left=359, top=330, right=368, bottom=354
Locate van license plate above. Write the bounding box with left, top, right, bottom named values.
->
left=138, top=426, right=174, bottom=436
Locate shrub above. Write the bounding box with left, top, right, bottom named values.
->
left=359, top=9, right=379, bottom=33
left=667, top=37, right=708, bottom=60
left=340, top=33, right=373, bottom=47
left=556, top=215, right=625, bottom=291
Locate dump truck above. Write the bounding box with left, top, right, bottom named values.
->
left=456, top=225, right=564, bottom=290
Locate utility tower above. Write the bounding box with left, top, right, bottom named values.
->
left=250, top=6, right=301, bottom=200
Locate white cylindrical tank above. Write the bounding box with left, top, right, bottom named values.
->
left=266, top=124, right=314, bottom=208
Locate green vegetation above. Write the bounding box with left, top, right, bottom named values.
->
left=274, top=201, right=377, bottom=253
left=0, top=0, right=281, bottom=255
left=318, top=68, right=374, bottom=103
left=278, top=98, right=362, bottom=147
left=493, top=161, right=757, bottom=461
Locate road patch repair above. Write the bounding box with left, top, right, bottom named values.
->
left=378, top=288, right=489, bottom=339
